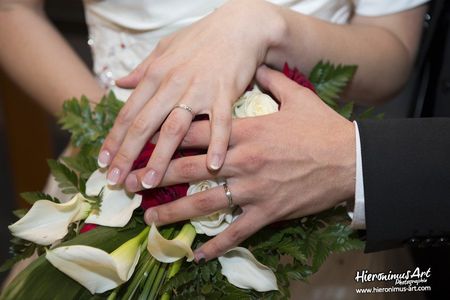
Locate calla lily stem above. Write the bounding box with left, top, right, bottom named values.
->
left=149, top=263, right=168, bottom=299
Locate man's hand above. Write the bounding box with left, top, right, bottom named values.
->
left=139, top=66, right=356, bottom=261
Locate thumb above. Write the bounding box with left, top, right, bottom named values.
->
left=256, top=65, right=313, bottom=108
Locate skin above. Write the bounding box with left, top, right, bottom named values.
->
left=142, top=65, right=356, bottom=261
left=98, top=0, right=427, bottom=194
left=0, top=0, right=104, bottom=115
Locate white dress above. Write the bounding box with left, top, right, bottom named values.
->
left=83, top=0, right=429, bottom=100
left=76, top=1, right=428, bottom=299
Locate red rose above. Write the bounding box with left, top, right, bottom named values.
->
left=132, top=139, right=203, bottom=210
left=80, top=223, right=97, bottom=234
left=138, top=184, right=189, bottom=210
left=282, top=63, right=316, bottom=93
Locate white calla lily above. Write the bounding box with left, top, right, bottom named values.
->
left=147, top=223, right=196, bottom=263
left=85, top=168, right=107, bottom=196
left=8, top=193, right=90, bottom=245
left=46, top=227, right=149, bottom=294
left=84, top=169, right=142, bottom=227
left=218, top=247, right=278, bottom=292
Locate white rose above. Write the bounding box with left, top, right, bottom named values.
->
left=232, top=88, right=279, bottom=118
left=188, top=180, right=237, bottom=236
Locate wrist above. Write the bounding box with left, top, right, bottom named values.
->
left=263, top=5, right=308, bottom=70
left=225, top=0, right=287, bottom=66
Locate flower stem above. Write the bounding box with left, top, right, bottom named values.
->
left=160, top=259, right=184, bottom=300
left=148, top=263, right=168, bottom=299
left=139, top=261, right=161, bottom=300
left=106, top=288, right=118, bottom=300
left=122, top=250, right=155, bottom=300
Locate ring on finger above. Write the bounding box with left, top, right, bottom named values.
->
left=223, top=181, right=234, bottom=208
left=172, top=103, right=195, bottom=119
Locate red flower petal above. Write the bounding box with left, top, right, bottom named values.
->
left=80, top=223, right=98, bottom=234
left=138, top=184, right=188, bottom=210
left=282, top=63, right=316, bottom=93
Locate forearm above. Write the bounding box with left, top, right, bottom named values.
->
left=265, top=4, right=427, bottom=105
left=0, top=2, right=104, bottom=115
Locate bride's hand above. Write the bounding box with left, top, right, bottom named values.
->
left=98, top=0, right=286, bottom=188
left=140, top=66, right=356, bottom=261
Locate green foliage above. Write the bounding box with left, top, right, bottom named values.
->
left=20, top=191, right=60, bottom=205
left=62, top=153, right=98, bottom=181
left=0, top=237, right=42, bottom=273
left=59, top=92, right=123, bottom=151
left=48, top=159, right=80, bottom=195
left=356, top=107, right=385, bottom=121
left=164, top=207, right=363, bottom=300
left=309, top=61, right=357, bottom=108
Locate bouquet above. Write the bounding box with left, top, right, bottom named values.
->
left=0, top=62, right=374, bottom=300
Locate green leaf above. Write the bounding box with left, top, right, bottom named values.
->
left=336, top=101, right=354, bottom=120
left=12, top=209, right=28, bottom=219
left=61, top=155, right=98, bottom=180
left=0, top=237, right=38, bottom=273
left=20, top=192, right=60, bottom=205
left=47, top=159, right=79, bottom=195
left=59, top=92, right=123, bottom=151
left=309, top=61, right=357, bottom=108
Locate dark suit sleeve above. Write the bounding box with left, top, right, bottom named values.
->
left=358, top=118, right=450, bottom=252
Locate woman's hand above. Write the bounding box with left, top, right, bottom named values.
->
left=98, top=0, right=285, bottom=189
left=140, top=66, right=356, bottom=261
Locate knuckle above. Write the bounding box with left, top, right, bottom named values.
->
left=181, top=129, right=197, bottom=146
left=167, top=69, right=188, bottom=89
left=143, top=64, right=162, bottom=82
left=103, top=133, right=120, bottom=150
left=130, top=116, right=150, bottom=136
left=212, top=113, right=230, bottom=127
left=206, top=239, right=226, bottom=257
left=155, top=206, right=176, bottom=224
left=177, top=160, right=198, bottom=180
left=241, top=150, right=265, bottom=172
left=161, top=116, right=185, bottom=137
left=114, top=150, right=134, bottom=165
left=193, top=195, right=214, bottom=214
left=226, top=227, right=245, bottom=246
left=116, top=106, right=133, bottom=126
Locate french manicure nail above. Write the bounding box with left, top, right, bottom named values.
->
left=142, top=169, right=157, bottom=189
left=125, top=174, right=138, bottom=192
left=209, top=154, right=222, bottom=170
left=107, top=167, right=120, bottom=185
left=98, top=150, right=111, bottom=168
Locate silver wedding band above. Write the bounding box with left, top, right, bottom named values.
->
left=223, top=182, right=234, bottom=208
left=172, top=104, right=195, bottom=118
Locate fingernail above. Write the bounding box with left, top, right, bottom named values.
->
left=98, top=150, right=111, bottom=168
left=125, top=174, right=139, bottom=192
left=194, top=251, right=206, bottom=264
left=107, top=167, right=120, bottom=185
left=145, top=209, right=158, bottom=224
left=142, top=169, right=157, bottom=189
left=209, top=154, right=222, bottom=170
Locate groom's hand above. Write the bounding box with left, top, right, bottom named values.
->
left=143, top=66, right=357, bottom=261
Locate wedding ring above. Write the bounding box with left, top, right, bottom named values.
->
left=173, top=104, right=195, bottom=118
left=223, top=182, right=234, bottom=208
